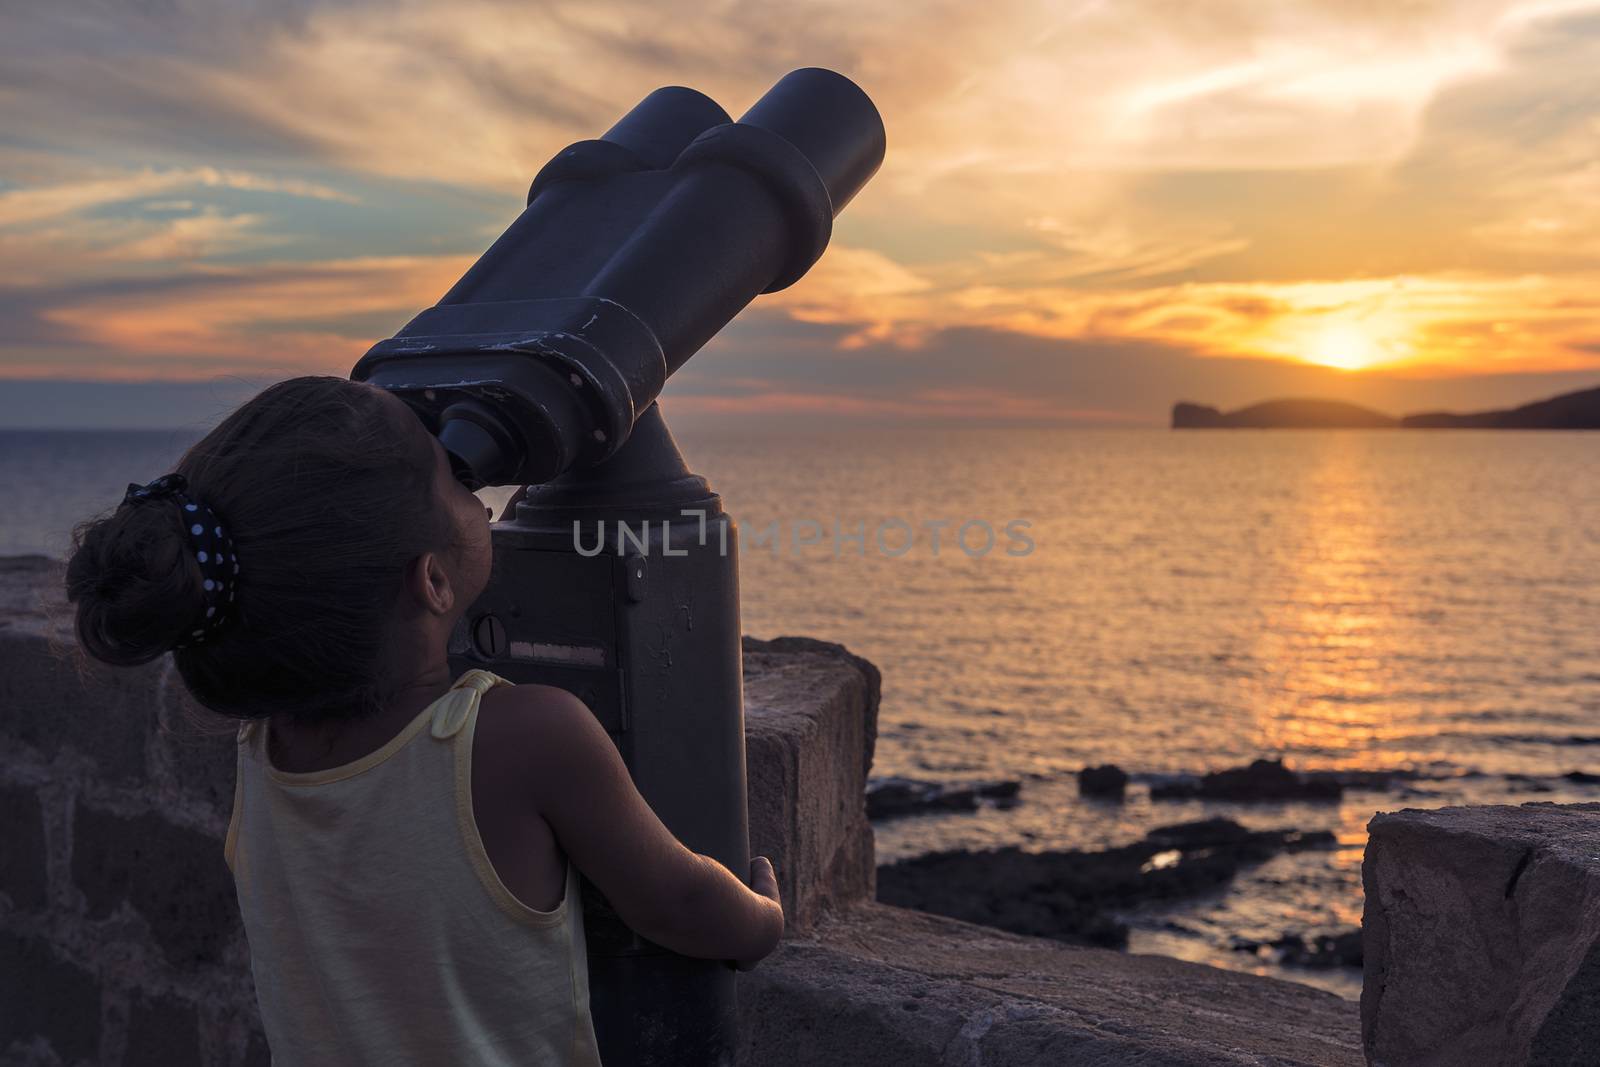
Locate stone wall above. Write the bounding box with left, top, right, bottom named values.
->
left=0, top=556, right=880, bottom=1065
left=6, top=551, right=1380, bottom=1067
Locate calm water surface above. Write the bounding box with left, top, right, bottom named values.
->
left=7, top=425, right=1598, bottom=997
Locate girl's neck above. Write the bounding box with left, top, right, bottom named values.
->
left=267, top=662, right=458, bottom=774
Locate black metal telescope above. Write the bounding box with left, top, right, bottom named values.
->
left=354, top=66, right=884, bottom=489
left=352, top=68, right=884, bottom=1065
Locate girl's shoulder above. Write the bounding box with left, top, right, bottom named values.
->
left=473, top=684, right=607, bottom=790
left=476, top=681, right=594, bottom=729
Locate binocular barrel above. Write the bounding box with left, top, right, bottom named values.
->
left=352, top=68, right=885, bottom=487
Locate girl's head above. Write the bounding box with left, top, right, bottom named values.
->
left=65, top=376, right=493, bottom=723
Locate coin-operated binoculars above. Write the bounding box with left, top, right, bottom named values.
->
left=351, top=67, right=884, bottom=1066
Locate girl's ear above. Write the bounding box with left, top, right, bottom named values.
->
left=406, top=551, right=455, bottom=616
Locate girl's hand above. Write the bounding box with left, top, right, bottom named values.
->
left=748, top=856, right=779, bottom=904
left=734, top=857, right=782, bottom=972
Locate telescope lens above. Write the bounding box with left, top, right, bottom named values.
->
left=437, top=403, right=517, bottom=490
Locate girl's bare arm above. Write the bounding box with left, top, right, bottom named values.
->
left=486, top=683, right=783, bottom=966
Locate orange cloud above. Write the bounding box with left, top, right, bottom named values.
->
left=14, top=255, right=471, bottom=381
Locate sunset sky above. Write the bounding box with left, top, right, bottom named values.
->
left=4, top=0, right=1600, bottom=426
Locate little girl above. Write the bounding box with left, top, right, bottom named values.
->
left=65, top=375, right=783, bottom=1065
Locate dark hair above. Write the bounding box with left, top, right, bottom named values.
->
left=65, top=376, right=457, bottom=723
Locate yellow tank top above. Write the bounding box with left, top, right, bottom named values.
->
left=224, top=668, right=603, bottom=1066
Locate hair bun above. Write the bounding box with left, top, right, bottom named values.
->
left=65, top=496, right=208, bottom=666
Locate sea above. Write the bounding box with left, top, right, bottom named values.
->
left=7, top=424, right=1598, bottom=999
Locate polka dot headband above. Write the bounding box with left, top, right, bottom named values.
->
left=121, top=473, right=240, bottom=648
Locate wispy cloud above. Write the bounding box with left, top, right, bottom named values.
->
left=0, top=167, right=355, bottom=228
left=2, top=255, right=470, bottom=379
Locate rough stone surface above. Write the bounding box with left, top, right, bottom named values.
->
left=1363, top=803, right=1600, bottom=1066
left=739, top=902, right=1362, bottom=1066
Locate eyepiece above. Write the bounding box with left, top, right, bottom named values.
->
left=437, top=401, right=518, bottom=490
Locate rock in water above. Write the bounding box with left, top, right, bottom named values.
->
left=1363, top=803, right=1600, bottom=1065
left=1078, top=764, right=1128, bottom=799
left=1151, top=758, right=1342, bottom=802
left=865, top=775, right=1020, bottom=820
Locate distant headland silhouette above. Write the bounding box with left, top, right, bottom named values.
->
left=1172, top=384, right=1600, bottom=429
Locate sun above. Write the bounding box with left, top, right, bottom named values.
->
left=1304, top=322, right=1382, bottom=371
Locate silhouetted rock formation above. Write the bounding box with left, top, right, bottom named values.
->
left=1172, top=399, right=1397, bottom=429
left=1174, top=383, right=1600, bottom=429
left=1401, top=384, right=1600, bottom=428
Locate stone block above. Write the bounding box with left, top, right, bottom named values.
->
left=0, top=930, right=102, bottom=1065
left=0, top=783, right=48, bottom=910
left=1362, top=803, right=1600, bottom=1065
left=71, top=804, right=239, bottom=969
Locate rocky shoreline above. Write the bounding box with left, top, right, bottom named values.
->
left=876, top=815, right=1337, bottom=950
